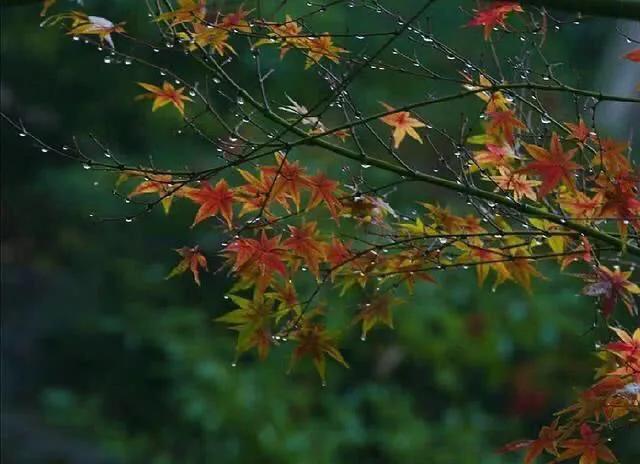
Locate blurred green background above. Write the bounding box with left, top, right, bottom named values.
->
left=1, top=1, right=639, bottom=463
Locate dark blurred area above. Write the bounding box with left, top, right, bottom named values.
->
left=1, top=1, right=639, bottom=463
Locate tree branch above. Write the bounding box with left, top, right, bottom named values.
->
left=522, top=0, right=640, bottom=20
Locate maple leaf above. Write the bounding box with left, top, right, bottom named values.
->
left=179, top=23, right=236, bottom=56
left=307, top=172, right=343, bottom=219
left=558, top=192, right=603, bottom=220
left=566, top=118, right=592, bottom=145
left=486, top=109, right=526, bottom=144
left=290, top=322, right=348, bottom=383
left=217, top=293, right=274, bottom=359
left=128, top=174, right=177, bottom=214
left=254, top=15, right=306, bottom=59
left=592, top=139, right=631, bottom=176
left=499, top=419, right=561, bottom=464
left=218, top=5, right=254, bottom=33
left=556, top=424, right=617, bottom=464
left=519, top=132, right=581, bottom=198
left=595, top=173, right=640, bottom=237
left=459, top=243, right=512, bottom=289
left=166, top=246, right=208, bottom=286
left=67, top=14, right=125, bottom=48
left=265, top=280, right=300, bottom=319
left=379, top=102, right=426, bottom=149
left=506, top=249, right=543, bottom=294
left=136, top=81, right=193, bottom=116
left=461, top=73, right=509, bottom=111
left=261, top=153, right=311, bottom=210
left=397, top=216, right=435, bottom=236
left=323, top=237, right=352, bottom=281
left=422, top=203, right=462, bottom=233
left=472, top=144, right=517, bottom=170
left=582, top=265, right=640, bottom=317
left=156, top=0, right=206, bottom=26
left=235, top=168, right=274, bottom=217
left=467, top=1, right=523, bottom=40
left=490, top=166, right=540, bottom=201
left=184, top=179, right=235, bottom=228
left=560, top=236, right=593, bottom=270
left=355, top=294, right=403, bottom=340
left=304, top=35, right=347, bottom=69
left=225, top=231, right=287, bottom=278
left=282, top=222, right=325, bottom=277
left=624, top=48, right=640, bottom=62
left=606, top=326, right=640, bottom=363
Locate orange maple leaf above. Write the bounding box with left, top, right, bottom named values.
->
left=304, top=35, right=347, bottom=69
left=490, top=166, right=540, bottom=201
left=379, top=102, right=426, bottom=149
left=556, top=424, right=616, bottom=464
left=499, top=419, right=561, bottom=464
left=184, top=179, right=235, bottom=228
left=128, top=174, right=177, bottom=214
left=136, top=81, right=192, bottom=116
left=155, top=0, right=206, bottom=26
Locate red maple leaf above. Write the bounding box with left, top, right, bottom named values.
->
left=486, top=109, right=526, bottom=144
left=519, top=132, right=581, bottom=198
left=225, top=231, right=287, bottom=277
left=582, top=265, right=640, bottom=317
left=624, top=48, right=640, bottom=62
left=184, top=179, right=235, bottom=228
left=307, top=172, right=343, bottom=219
left=556, top=424, right=616, bottom=464
left=467, top=2, right=523, bottom=41
left=166, top=246, right=208, bottom=286
left=282, top=222, right=325, bottom=276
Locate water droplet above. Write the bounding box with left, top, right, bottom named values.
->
left=41, top=148, right=48, bottom=153
left=540, top=115, right=551, bottom=124
left=19, top=132, right=26, bottom=137
left=237, top=96, right=244, bottom=105
left=231, top=362, right=237, bottom=367
left=125, top=217, right=134, bottom=223
left=361, top=163, right=371, bottom=169
left=360, top=334, right=366, bottom=341
left=82, top=163, right=92, bottom=170
left=355, top=35, right=365, bottom=40
left=124, top=58, right=132, bottom=65
left=103, top=56, right=112, bottom=64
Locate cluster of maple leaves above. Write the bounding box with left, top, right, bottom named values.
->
left=501, top=326, right=639, bottom=464
left=36, top=0, right=640, bottom=461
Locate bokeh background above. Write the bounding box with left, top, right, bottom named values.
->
left=1, top=1, right=639, bottom=463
